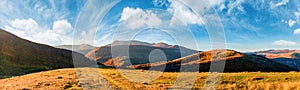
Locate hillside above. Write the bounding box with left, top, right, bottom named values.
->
left=0, top=30, right=94, bottom=78
left=131, top=50, right=296, bottom=72
left=55, top=44, right=95, bottom=54
left=85, top=40, right=198, bottom=67
left=1, top=68, right=300, bottom=89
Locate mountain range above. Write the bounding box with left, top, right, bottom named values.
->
left=84, top=40, right=298, bottom=72
left=254, top=50, right=300, bottom=70
left=85, top=40, right=198, bottom=67
left=0, top=29, right=299, bottom=78
left=130, top=49, right=295, bottom=72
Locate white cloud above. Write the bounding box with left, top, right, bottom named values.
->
left=12, top=18, right=39, bottom=31
left=218, top=4, right=226, bottom=11
left=227, top=0, right=245, bottom=14
left=4, top=18, right=73, bottom=45
left=209, top=0, right=226, bottom=6
left=294, top=28, right=300, bottom=34
left=120, top=7, right=162, bottom=29
left=288, top=19, right=296, bottom=27
left=295, top=10, right=300, bottom=18
left=270, top=0, right=289, bottom=9
left=152, top=0, right=168, bottom=7
left=81, top=31, right=87, bottom=37
left=167, top=0, right=204, bottom=25
left=273, top=40, right=297, bottom=46
left=53, top=20, right=72, bottom=34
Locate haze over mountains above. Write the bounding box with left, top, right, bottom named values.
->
left=0, top=30, right=94, bottom=78
left=55, top=44, right=95, bottom=54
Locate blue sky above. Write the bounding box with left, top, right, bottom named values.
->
left=0, top=0, right=300, bottom=51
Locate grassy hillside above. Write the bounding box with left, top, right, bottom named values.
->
left=0, top=68, right=81, bottom=90
left=0, top=30, right=94, bottom=78
left=1, top=68, right=300, bottom=90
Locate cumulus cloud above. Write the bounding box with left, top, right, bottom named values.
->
left=270, top=0, right=289, bottom=9
left=273, top=40, right=297, bottom=46
left=294, top=28, right=300, bottom=34
left=288, top=19, right=296, bottom=27
left=53, top=20, right=72, bottom=34
left=119, top=7, right=162, bottom=29
left=4, top=18, right=73, bottom=45
left=12, top=18, right=39, bottom=31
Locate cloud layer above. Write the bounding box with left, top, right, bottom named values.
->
left=273, top=40, right=297, bottom=46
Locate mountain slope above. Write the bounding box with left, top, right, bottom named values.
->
left=131, top=50, right=295, bottom=72
left=0, top=30, right=94, bottom=78
left=85, top=40, right=198, bottom=67
left=55, top=44, right=95, bottom=54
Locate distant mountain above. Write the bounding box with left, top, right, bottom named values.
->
left=254, top=49, right=300, bottom=70
left=255, top=49, right=300, bottom=59
left=130, top=50, right=296, bottom=72
left=85, top=40, right=198, bottom=67
left=56, top=44, right=95, bottom=54
left=0, top=30, right=94, bottom=78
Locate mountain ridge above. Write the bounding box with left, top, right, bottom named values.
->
left=130, top=49, right=296, bottom=72
left=85, top=40, right=199, bottom=67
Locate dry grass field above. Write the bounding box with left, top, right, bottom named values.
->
left=1, top=68, right=300, bottom=90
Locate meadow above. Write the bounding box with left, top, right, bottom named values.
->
left=2, top=68, right=300, bottom=90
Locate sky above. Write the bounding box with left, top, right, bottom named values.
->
left=0, top=0, right=300, bottom=51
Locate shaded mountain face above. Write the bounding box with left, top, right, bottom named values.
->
left=0, top=30, right=94, bottom=78
left=254, top=50, right=300, bottom=70
left=56, top=44, right=95, bottom=54
left=130, top=50, right=296, bottom=72
left=85, top=40, right=198, bottom=67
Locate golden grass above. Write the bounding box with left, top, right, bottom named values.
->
left=1, top=68, right=300, bottom=90
left=0, top=68, right=81, bottom=90
left=98, top=69, right=300, bottom=90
